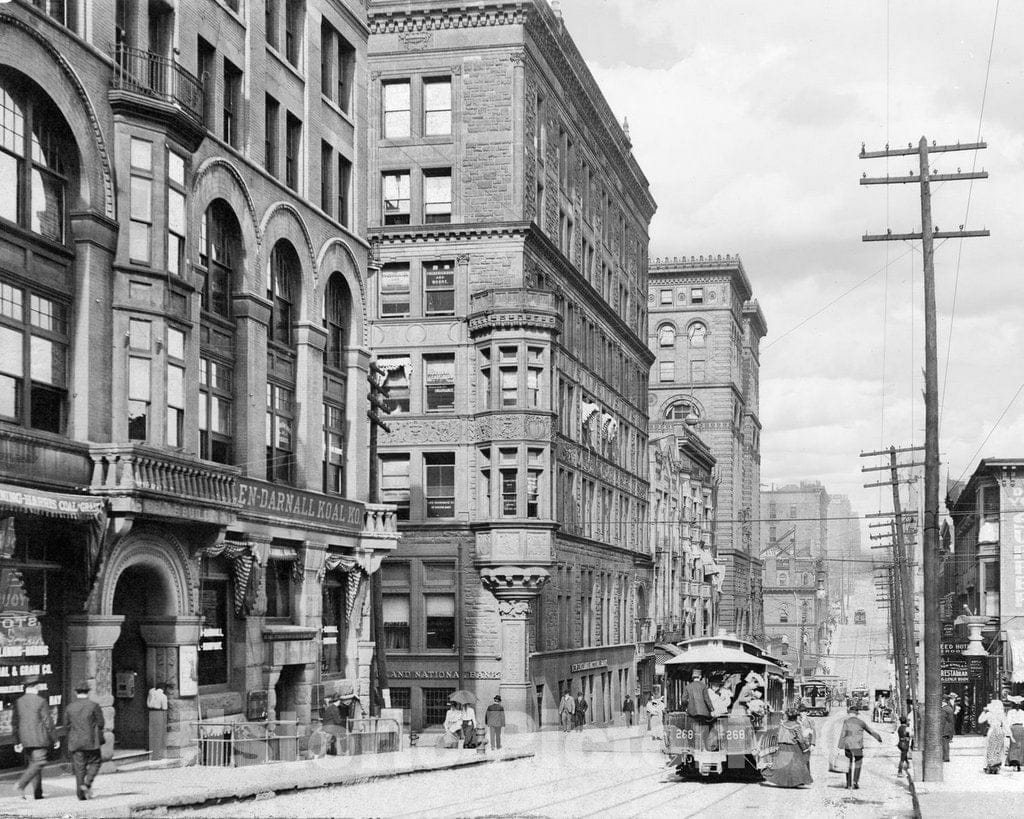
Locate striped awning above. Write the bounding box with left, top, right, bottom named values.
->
left=0, top=483, right=104, bottom=521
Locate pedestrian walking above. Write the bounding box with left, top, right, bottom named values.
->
left=836, top=704, right=881, bottom=790
left=1006, top=701, right=1024, bottom=771
left=895, top=717, right=911, bottom=777
left=485, top=695, right=505, bottom=751
left=460, top=701, right=478, bottom=749
left=558, top=690, right=575, bottom=732
left=645, top=694, right=665, bottom=740
left=763, top=708, right=812, bottom=788
left=622, top=694, right=635, bottom=726
left=11, top=676, right=59, bottom=800
left=63, top=680, right=104, bottom=800
left=940, top=693, right=957, bottom=762
left=573, top=692, right=588, bottom=731
left=978, top=697, right=1007, bottom=774
left=796, top=704, right=816, bottom=763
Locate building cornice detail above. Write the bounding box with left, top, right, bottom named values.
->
left=368, top=2, right=528, bottom=35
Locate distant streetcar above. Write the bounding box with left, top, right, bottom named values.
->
left=662, top=636, right=796, bottom=779
left=799, top=679, right=831, bottom=716
left=854, top=609, right=867, bottom=625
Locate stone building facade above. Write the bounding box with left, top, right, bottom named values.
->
left=0, top=0, right=397, bottom=766
left=647, top=429, right=722, bottom=652
left=761, top=482, right=831, bottom=675
left=366, top=0, right=656, bottom=730
left=647, top=255, right=766, bottom=641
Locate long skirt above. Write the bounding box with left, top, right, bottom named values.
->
left=986, top=728, right=1005, bottom=768
left=764, top=742, right=813, bottom=787
left=1007, top=725, right=1024, bottom=766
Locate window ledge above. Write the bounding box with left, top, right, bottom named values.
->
left=321, top=95, right=355, bottom=127
left=266, top=45, right=305, bottom=83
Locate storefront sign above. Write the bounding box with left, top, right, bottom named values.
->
left=941, top=660, right=969, bottom=683
left=941, top=641, right=969, bottom=656
left=235, top=478, right=363, bottom=533
left=0, top=484, right=103, bottom=519
left=570, top=659, right=608, bottom=674
left=389, top=669, right=502, bottom=680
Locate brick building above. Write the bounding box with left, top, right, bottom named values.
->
left=0, top=0, right=398, bottom=765
left=761, top=482, right=831, bottom=675
left=365, top=0, right=656, bottom=730
left=647, top=255, right=766, bottom=641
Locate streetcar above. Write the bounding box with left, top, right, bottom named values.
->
left=662, top=635, right=795, bottom=779
left=854, top=609, right=867, bottom=625
left=799, top=679, right=832, bottom=716
left=849, top=686, right=870, bottom=710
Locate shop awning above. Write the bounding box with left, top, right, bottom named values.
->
left=1007, top=630, right=1024, bottom=683
left=655, top=643, right=682, bottom=676
left=0, top=484, right=104, bottom=521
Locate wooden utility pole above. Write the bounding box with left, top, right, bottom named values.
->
left=860, top=137, right=989, bottom=781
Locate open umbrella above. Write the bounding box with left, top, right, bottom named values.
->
left=449, top=690, right=476, bottom=706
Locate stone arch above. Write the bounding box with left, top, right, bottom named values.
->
left=97, top=528, right=197, bottom=617
left=662, top=394, right=705, bottom=420
left=316, top=238, right=368, bottom=348
left=191, top=158, right=261, bottom=289
left=655, top=321, right=677, bottom=348
left=685, top=318, right=709, bottom=347
left=0, top=13, right=114, bottom=218
left=260, top=203, right=317, bottom=320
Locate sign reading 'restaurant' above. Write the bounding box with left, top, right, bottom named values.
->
left=235, top=478, right=363, bottom=533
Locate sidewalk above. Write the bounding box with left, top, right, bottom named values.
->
left=911, top=737, right=1024, bottom=818
left=0, top=743, right=534, bottom=819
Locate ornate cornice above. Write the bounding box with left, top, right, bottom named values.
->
left=468, top=310, right=561, bottom=335
left=370, top=220, right=531, bottom=244
left=480, top=565, right=551, bottom=607
left=368, top=3, right=528, bottom=34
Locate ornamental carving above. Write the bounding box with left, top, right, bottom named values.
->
left=398, top=30, right=433, bottom=50
left=497, top=599, right=531, bottom=619
left=480, top=565, right=551, bottom=599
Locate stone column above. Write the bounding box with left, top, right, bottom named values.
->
left=480, top=566, right=550, bottom=731
left=138, top=616, right=203, bottom=759
left=66, top=615, right=124, bottom=756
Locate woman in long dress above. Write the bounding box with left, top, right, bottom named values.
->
left=978, top=698, right=1006, bottom=774
left=763, top=708, right=812, bottom=788
left=1006, top=702, right=1024, bottom=771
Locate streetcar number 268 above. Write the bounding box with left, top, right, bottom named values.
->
left=670, top=728, right=696, bottom=740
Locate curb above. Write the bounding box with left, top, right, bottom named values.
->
left=904, top=773, right=922, bottom=819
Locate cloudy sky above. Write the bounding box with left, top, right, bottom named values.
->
left=559, top=0, right=1022, bottom=533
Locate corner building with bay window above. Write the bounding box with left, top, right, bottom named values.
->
left=367, top=0, right=656, bottom=731
left=0, top=0, right=397, bottom=767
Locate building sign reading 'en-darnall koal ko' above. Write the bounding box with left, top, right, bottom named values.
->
left=234, top=478, right=364, bottom=533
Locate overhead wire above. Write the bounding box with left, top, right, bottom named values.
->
left=939, top=0, right=1001, bottom=420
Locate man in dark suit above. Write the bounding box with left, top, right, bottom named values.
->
left=680, top=669, right=715, bottom=750
left=941, top=693, right=957, bottom=762
left=484, top=695, right=505, bottom=750
left=64, top=680, right=105, bottom=800
left=12, top=676, right=59, bottom=800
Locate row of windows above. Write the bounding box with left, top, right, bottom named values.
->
left=658, top=287, right=707, bottom=306
left=379, top=260, right=455, bottom=317
left=380, top=446, right=547, bottom=522
left=382, top=169, right=451, bottom=225
left=382, top=77, right=453, bottom=140
left=381, top=560, right=457, bottom=653
left=556, top=379, right=646, bottom=475
left=555, top=467, right=646, bottom=550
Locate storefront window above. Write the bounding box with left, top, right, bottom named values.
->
left=423, top=688, right=455, bottom=727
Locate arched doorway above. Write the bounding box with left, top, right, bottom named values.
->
left=111, top=563, right=174, bottom=749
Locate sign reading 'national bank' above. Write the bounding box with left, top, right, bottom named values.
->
left=235, top=478, right=363, bottom=533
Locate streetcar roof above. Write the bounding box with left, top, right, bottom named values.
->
left=663, top=645, right=784, bottom=673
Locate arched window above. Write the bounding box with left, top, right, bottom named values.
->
left=657, top=324, right=675, bottom=347
left=198, top=201, right=242, bottom=465
left=201, top=200, right=240, bottom=318
left=323, top=273, right=351, bottom=495
left=665, top=401, right=699, bottom=421
left=0, top=71, right=74, bottom=243
left=687, top=321, right=707, bottom=348
left=324, top=274, right=351, bottom=372
left=0, top=71, right=77, bottom=435
left=268, top=241, right=299, bottom=347
left=266, top=240, right=300, bottom=484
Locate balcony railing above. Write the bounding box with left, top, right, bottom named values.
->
left=363, top=503, right=400, bottom=535
left=111, top=44, right=204, bottom=122
left=90, top=444, right=239, bottom=507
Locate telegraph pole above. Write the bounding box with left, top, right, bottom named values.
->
left=860, top=137, right=989, bottom=781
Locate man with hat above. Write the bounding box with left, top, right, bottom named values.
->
left=63, top=680, right=105, bottom=800
left=941, top=692, right=958, bottom=762
left=11, top=675, right=58, bottom=800
left=484, top=695, right=505, bottom=751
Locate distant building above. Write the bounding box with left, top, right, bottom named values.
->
left=366, top=0, right=657, bottom=730
left=647, top=255, right=767, bottom=640
left=826, top=494, right=861, bottom=618
left=761, top=482, right=831, bottom=675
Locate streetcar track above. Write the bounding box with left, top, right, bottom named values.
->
left=574, top=779, right=681, bottom=818
left=679, top=782, right=751, bottom=818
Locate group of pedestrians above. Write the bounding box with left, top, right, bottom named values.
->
left=557, top=690, right=589, bottom=732
left=439, top=695, right=505, bottom=751
left=10, top=676, right=105, bottom=802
